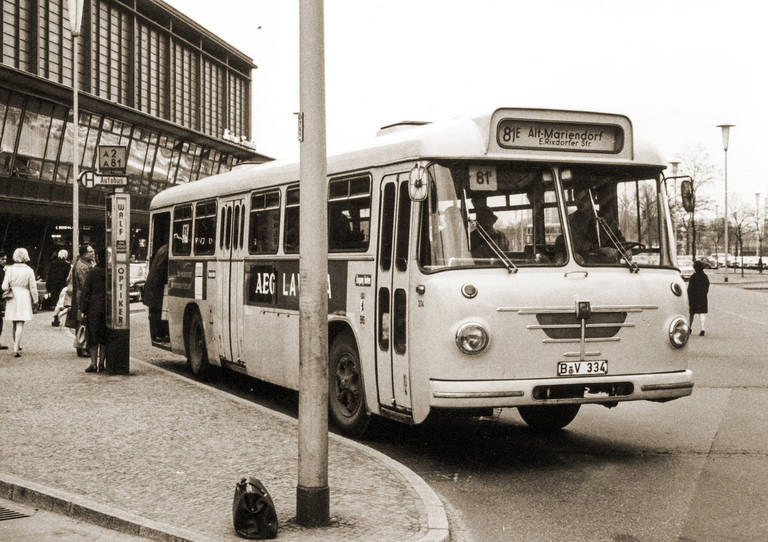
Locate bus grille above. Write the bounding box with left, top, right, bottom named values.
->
left=534, top=312, right=628, bottom=339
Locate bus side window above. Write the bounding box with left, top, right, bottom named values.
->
left=249, top=190, right=281, bottom=254
left=219, top=211, right=226, bottom=249
left=172, top=204, right=192, bottom=255
left=395, top=180, right=411, bottom=271
left=194, top=200, right=216, bottom=255
left=284, top=186, right=300, bottom=253
left=225, top=206, right=232, bottom=249
left=328, top=175, right=371, bottom=251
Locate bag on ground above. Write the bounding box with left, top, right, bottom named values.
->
left=232, top=477, right=278, bottom=539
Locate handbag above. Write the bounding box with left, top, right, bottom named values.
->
left=2, top=288, right=12, bottom=300
left=232, top=477, right=278, bottom=539
left=76, top=322, right=89, bottom=351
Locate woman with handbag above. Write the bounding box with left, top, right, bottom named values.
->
left=1, top=248, right=39, bottom=357
left=81, top=247, right=107, bottom=372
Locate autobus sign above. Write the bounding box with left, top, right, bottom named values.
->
left=95, top=175, right=128, bottom=187
left=496, top=119, right=623, bottom=153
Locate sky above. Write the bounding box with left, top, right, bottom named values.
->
left=165, top=0, right=767, bottom=213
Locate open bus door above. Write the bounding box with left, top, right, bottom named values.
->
left=216, top=197, right=247, bottom=366
left=149, top=211, right=171, bottom=349
left=375, top=174, right=413, bottom=416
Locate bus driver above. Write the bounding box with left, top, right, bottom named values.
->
left=568, top=186, right=623, bottom=264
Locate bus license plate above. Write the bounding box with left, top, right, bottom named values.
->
left=557, top=360, right=608, bottom=376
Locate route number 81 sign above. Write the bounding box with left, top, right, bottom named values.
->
left=98, top=145, right=128, bottom=175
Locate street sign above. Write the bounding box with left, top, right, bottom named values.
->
left=98, top=145, right=128, bottom=174
left=95, top=175, right=128, bottom=187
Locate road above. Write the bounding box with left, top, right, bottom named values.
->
left=131, top=277, right=768, bottom=542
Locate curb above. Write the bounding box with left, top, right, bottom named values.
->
left=3, top=332, right=449, bottom=542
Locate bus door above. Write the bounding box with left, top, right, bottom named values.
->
left=375, top=175, right=413, bottom=413
left=217, top=197, right=247, bottom=364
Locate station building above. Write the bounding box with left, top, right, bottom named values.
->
left=0, top=0, right=269, bottom=277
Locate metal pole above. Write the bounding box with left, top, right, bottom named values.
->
left=723, top=148, right=728, bottom=282
left=72, top=32, right=80, bottom=256
left=297, top=0, right=329, bottom=527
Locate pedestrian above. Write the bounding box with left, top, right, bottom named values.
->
left=688, top=260, right=710, bottom=336
left=47, top=249, right=70, bottom=323
left=0, top=252, right=8, bottom=350
left=64, top=245, right=95, bottom=356
left=80, top=247, right=107, bottom=373
left=143, top=243, right=169, bottom=342
left=1, top=248, right=39, bottom=356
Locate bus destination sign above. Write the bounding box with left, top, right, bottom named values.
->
left=497, top=119, right=623, bottom=153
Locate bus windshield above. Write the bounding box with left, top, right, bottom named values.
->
left=418, top=162, right=670, bottom=271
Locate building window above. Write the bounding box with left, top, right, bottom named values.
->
left=0, top=92, right=23, bottom=177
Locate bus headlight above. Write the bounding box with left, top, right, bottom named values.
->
left=668, top=318, right=690, bottom=349
left=455, top=323, right=489, bottom=355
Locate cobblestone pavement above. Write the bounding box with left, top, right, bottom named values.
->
left=0, top=314, right=448, bottom=542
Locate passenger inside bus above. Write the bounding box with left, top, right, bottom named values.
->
left=568, top=184, right=624, bottom=264
left=470, top=205, right=509, bottom=259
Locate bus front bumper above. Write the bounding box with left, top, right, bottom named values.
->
left=429, top=370, right=694, bottom=409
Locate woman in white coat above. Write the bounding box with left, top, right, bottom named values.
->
left=2, top=248, right=39, bottom=356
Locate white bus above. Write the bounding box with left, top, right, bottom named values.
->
left=147, top=108, right=693, bottom=437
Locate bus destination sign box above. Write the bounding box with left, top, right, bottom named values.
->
left=497, top=119, right=623, bottom=153
left=98, top=145, right=128, bottom=174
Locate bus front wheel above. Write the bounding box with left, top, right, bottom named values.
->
left=187, top=313, right=209, bottom=381
left=518, top=404, right=580, bottom=431
left=329, top=332, right=370, bottom=438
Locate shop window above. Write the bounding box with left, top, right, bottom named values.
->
left=194, top=200, right=217, bottom=255
left=172, top=204, right=193, bottom=255
left=249, top=190, right=280, bottom=254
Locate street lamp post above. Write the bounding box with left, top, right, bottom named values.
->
left=67, top=0, right=84, bottom=254
left=757, top=192, right=763, bottom=273
left=717, top=124, right=734, bottom=282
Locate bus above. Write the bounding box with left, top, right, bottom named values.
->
left=147, top=108, right=693, bottom=437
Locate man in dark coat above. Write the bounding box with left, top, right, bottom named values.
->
left=65, top=245, right=95, bottom=356
left=47, top=249, right=71, bottom=322
left=81, top=247, right=107, bottom=372
left=143, top=244, right=169, bottom=341
left=687, top=260, right=710, bottom=336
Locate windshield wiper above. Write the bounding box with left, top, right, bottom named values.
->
left=471, top=220, right=518, bottom=273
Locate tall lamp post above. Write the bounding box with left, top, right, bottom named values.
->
left=757, top=192, right=763, bottom=273
left=717, top=124, right=734, bottom=282
left=67, top=0, right=84, bottom=254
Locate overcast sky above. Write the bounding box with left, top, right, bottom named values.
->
left=165, top=0, right=766, bottom=212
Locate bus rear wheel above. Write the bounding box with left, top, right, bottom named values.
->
left=187, top=312, right=209, bottom=381
left=329, top=332, right=370, bottom=438
left=518, top=404, right=580, bottom=431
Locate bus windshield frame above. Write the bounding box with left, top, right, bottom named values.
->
left=417, top=161, right=674, bottom=273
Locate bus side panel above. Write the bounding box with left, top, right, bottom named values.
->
left=240, top=305, right=299, bottom=388
left=343, top=260, right=379, bottom=417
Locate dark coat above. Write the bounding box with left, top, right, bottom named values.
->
left=81, top=265, right=107, bottom=346
left=687, top=270, right=709, bottom=314
left=143, top=244, right=168, bottom=310
left=46, top=258, right=70, bottom=295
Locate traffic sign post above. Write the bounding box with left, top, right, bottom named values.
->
left=99, top=144, right=130, bottom=374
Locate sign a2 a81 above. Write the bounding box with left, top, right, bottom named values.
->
left=98, top=145, right=128, bottom=174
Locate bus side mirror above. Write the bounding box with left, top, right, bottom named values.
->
left=408, top=164, right=428, bottom=201
left=680, top=179, right=695, bottom=212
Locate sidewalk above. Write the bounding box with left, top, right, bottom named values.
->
left=0, top=314, right=448, bottom=542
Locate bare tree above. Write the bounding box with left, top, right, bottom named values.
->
left=677, top=144, right=716, bottom=257
left=730, top=196, right=756, bottom=277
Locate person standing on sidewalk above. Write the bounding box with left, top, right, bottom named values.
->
left=0, top=252, right=8, bottom=350
left=47, top=249, right=70, bottom=324
left=64, top=245, right=95, bottom=356
left=1, top=248, right=39, bottom=356
left=81, top=247, right=107, bottom=373
left=688, top=260, right=710, bottom=336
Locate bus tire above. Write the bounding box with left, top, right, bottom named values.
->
left=518, top=404, right=580, bottom=431
left=329, top=332, right=370, bottom=438
left=187, top=312, right=210, bottom=381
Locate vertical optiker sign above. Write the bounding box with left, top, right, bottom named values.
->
left=110, top=193, right=130, bottom=330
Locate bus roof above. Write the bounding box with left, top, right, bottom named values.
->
left=151, top=108, right=666, bottom=210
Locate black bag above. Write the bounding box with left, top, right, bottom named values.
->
left=232, top=477, right=278, bottom=539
